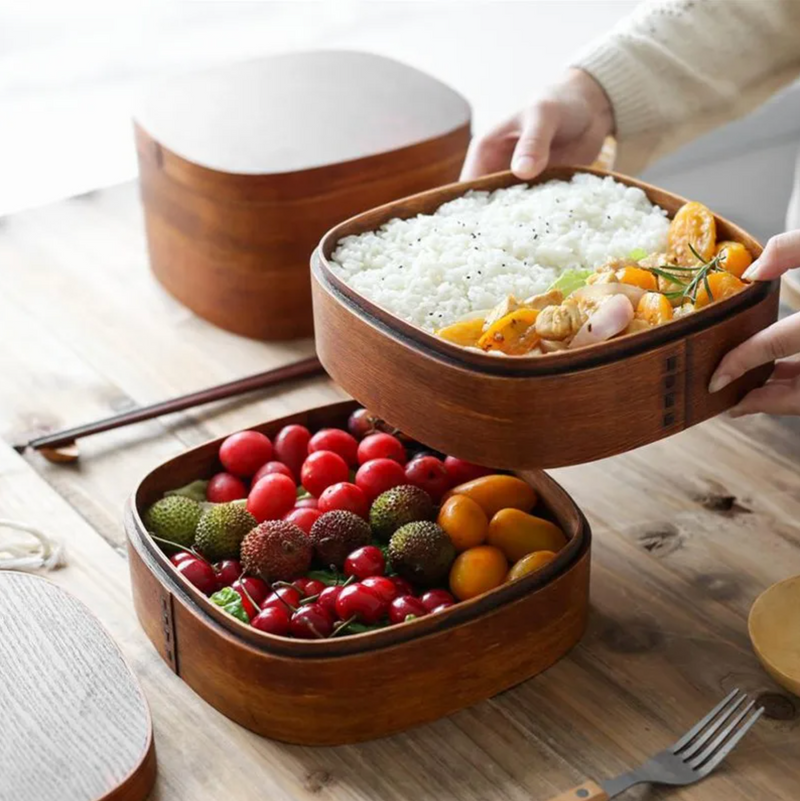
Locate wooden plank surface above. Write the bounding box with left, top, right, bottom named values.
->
left=1, top=182, right=799, bottom=800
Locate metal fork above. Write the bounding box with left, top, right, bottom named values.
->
left=549, top=689, right=764, bottom=800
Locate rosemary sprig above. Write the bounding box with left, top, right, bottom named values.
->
left=644, top=242, right=723, bottom=304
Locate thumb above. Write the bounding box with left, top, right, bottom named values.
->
left=709, top=313, right=800, bottom=393
left=743, top=229, right=800, bottom=280
left=510, top=102, right=559, bottom=180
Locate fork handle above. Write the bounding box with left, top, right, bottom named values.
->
left=547, top=781, right=608, bottom=801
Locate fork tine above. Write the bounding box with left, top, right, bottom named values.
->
left=671, top=688, right=741, bottom=753
left=694, top=706, right=765, bottom=777
left=688, top=700, right=757, bottom=769
left=679, top=694, right=748, bottom=759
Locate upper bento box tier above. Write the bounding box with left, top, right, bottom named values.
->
left=311, top=167, right=780, bottom=469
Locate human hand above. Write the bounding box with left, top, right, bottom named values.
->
left=460, top=68, right=614, bottom=181
left=709, top=230, right=800, bottom=416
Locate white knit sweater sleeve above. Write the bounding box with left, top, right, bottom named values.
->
left=573, top=0, right=800, bottom=173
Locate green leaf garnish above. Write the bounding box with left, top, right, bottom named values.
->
left=628, top=248, right=649, bottom=261
left=210, top=587, right=250, bottom=624
left=546, top=268, right=593, bottom=297
left=165, top=480, right=209, bottom=503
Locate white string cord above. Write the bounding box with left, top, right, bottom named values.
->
left=0, top=519, right=66, bottom=571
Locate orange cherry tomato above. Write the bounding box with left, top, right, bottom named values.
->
left=694, top=271, right=747, bottom=309
left=636, top=292, right=674, bottom=326
left=617, top=266, right=658, bottom=291
left=449, top=546, right=509, bottom=601
left=715, top=241, right=753, bottom=279
left=486, top=509, right=567, bottom=562
left=506, top=550, right=557, bottom=582
left=443, top=475, right=538, bottom=519
left=437, top=494, right=488, bottom=552
left=668, top=201, right=716, bottom=266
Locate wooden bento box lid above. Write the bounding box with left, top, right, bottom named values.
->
left=133, top=50, right=471, bottom=186
left=311, top=167, right=782, bottom=469
left=133, top=50, right=471, bottom=342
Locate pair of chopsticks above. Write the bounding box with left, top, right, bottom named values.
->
left=13, top=356, right=325, bottom=461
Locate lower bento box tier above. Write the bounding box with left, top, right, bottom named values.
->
left=125, top=400, right=590, bottom=745
left=311, top=167, right=780, bottom=470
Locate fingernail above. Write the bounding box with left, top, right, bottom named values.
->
left=511, top=155, right=536, bottom=176
left=742, top=261, right=760, bottom=280
left=709, top=373, right=732, bottom=393
left=727, top=406, right=745, bottom=418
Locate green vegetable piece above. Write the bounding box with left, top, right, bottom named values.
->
left=546, top=268, right=593, bottom=297
left=305, top=569, right=341, bottom=587
left=210, top=586, right=250, bottom=624
left=296, top=487, right=312, bottom=500
left=165, top=480, right=209, bottom=504
left=628, top=248, right=649, bottom=261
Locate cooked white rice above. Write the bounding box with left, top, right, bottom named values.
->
left=330, top=174, right=670, bottom=332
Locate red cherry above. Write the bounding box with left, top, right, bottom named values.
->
left=169, top=551, right=196, bottom=566
left=443, top=456, right=493, bottom=486
left=431, top=603, right=454, bottom=614
left=344, top=545, right=385, bottom=580
left=361, top=576, right=398, bottom=604
left=300, top=450, right=349, bottom=498
left=419, top=589, right=456, bottom=612
left=357, top=433, right=406, bottom=465
left=355, top=458, right=406, bottom=501
left=251, top=605, right=290, bottom=635
left=294, top=497, right=319, bottom=509
left=175, top=557, right=218, bottom=595
left=388, top=595, right=428, bottom=624
left=404, top=456, right=451, bottom=502
left=273, top=424, right=311, bottom=480
left=318, top=585, right=344, bottom=618
left=347, top=408, right=377, bottom=440
left=290, top=604, right=334, bottom=639
left=335, top=583, right=385, bottom=624
left=318, top=482, right=369, bottom=518
left=252, top=460, right=294, bottom=485
left=247, top=473, right=297, bottom=522
left=219, top=431, right=273, bottom=477
left=282, top=507, right=321, bottom=535
left=232, top=576, right=270, bottom=606
left=261, top=586, right=302, bottom=612
left=206, top=472, right=248, bottom=503
left=390, top=576, right=414, bottom=597
left=292, top=577, right=326, bottom=598
left=214, top=559, right=243, bottom=587
left=308, top=428, right=359, bottom=466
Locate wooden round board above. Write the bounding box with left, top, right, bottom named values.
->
left=0, top=572, right=156, bottom=801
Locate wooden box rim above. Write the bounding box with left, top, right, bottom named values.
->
left=315, top=166, right=776, bottom=377
left=128, top=400, right=589, bottom=659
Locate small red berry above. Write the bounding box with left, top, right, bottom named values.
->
left=207, top=472, right=248, bottom=503
left=443, top=456, right=492, bottom=486
left=273, top=424, right=311, bottom=480
left=357, top=433, right=406, bottom=465
left=404, top=455, right=451, bottom=501
left=390, top=576, right=415, bottom=597
left=355, top=458, right=406, bottom=501
left=318, top=585, right=344, bottom=618
left=261, top=586, right=302, bottom=612
left=252, top=461, right=294, bottom=485
left=175, top=557, right=218, bottom=595
left=282, top=507, right=321, bottom=535
left=347, top=408, right=377, bottom=440
left=247, top=473, right=297, bottom=522
left=251, top=605, right=290, bottom=636
left=219, top=431, right=273, bottom=477
left=419, top=589, right=455, bottom=612
left=361, top=576, right=398, bottom=604
left=214, top=559, right=243, bottom=587
left=308, top=428, right=359, bottom=466
left=300, top=450, right=349, bottom=498
left=290, top=604, right=334, bottom=639
left=344, top=545, right=385, bottom=580
left=169, top=551, right=196, bottom=566
left=335, top=583, right=385, bottom=624
left=388, top=595, right=428, bottom=624
left=318, top=482, right=369, bottom=518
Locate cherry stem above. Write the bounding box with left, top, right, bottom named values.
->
left=151, top=535, right=212, bottom=566
left=236, top=571, right=258, bottom=616
left=299, top=593, right=321, bottom=605
left=329, top=615, right=357, bottom=638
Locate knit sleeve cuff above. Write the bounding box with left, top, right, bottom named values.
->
left=573, top=44, right=665, bottom=139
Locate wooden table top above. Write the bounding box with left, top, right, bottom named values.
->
left=1, top=183, right=798, bottom=801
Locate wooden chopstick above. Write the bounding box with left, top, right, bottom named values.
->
left=14, top=356, right=325, bottom=454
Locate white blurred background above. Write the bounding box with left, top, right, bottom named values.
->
left=1, top=0, right=798, bottom=241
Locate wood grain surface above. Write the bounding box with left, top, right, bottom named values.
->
left=134, top=51, right=471, bottom=340
left=0, top=572, right=155, bottom=801
left=0, top=183, right=799, bottom=799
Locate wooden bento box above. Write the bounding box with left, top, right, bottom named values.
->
left=311, top=167, right=781, bottom=469
left=125, top=401, right=590, bottom=745
left=134, top=51, right=470, bottom=341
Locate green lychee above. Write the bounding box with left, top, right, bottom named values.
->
left=194, top=502, right=257, bottom=562
left=144, top=495, right=202, bottom=547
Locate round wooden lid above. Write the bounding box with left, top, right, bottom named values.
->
left=0, top=572, right=156, bottom=801
left=134, top=50, right=471, bottom=175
